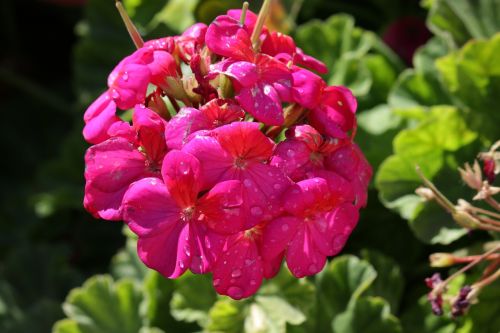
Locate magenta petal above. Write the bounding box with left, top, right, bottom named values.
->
left=286, top=224, right=327, bottom=278
left=84, top=138, right=149, bottom=220
left=205, top=15, right=254, bottom=61
left=182, top=23, right=208, bottom=42
left=165, top=107, right=210, bottom=150
left=256, top=54, right=292, bottom=87
left=261, top=31, right=296, bottom=57
left=198, top=180, right=245, bottom=234
left=262, top=216, right=301, bottom=259
left=224, top=61, right=259, bottom=88
left=182, top=136, right=233, bottom=189
left=262, top=252, right=284, bottom=279
left=311, top=170, right=355, bottom=205
left=326, top=203, right=359, bottom=256
left=212, top=237, right=263, bottom=299
left=291, top=69, right=325, bottom=109
left=227, top=9, right=259, bottom=32
left=188, top=223, right=224, bottom=274
left=295, top=48, right=328, bottom=74
left=200, top=98, right=245, bottom=125
left=270, top=139, right=310, bottom=181
left=161, top=150, right=201, bottom=208
left=138, top=221, right=190, bottom=279
left=83, top=95, right=122, bottom=144
left=122, top=177, right=180, bottom=237
left=133, top=106, right=168, bottom=163
left=282, top=178, right=331, bottom=216
left=309, top=106, right=349, bottom=139
left=147, top=50, right=178, bottom=86
left=108, top=63, right=150, bottom=110
left=236, top=83, right=284, bottom=126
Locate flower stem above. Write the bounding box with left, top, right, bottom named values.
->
left=115, top=0, right=144, bottom=49
left=415, top=166, right=455, bottom=213
left=251, top=0, right=272, bottom=49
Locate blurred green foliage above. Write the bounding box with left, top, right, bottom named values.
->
left=0, top=0, right=499, bottom=332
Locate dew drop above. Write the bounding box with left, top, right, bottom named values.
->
left=111, top=89, right=120, bottom=99
left=250, top=206, right=263, bottom=216
left=122, top=72, right=129, bottom=81
left=231, top=269, right=242, bottom=278
left=213, top=279, right=220, bottom=286
left=281, top=224, right=289, bottom=232
left=227, top=286, right=243, bottom=299
left=273, top=183, right=282, bottom=190
left=243, top=179, right=252, bottom=187
left=245, top=259, right=254, bottom=266
left=179, top=261, right=185, bottom=269
left=308, top=264, right=318, bottom=273
left=286, top=149, right=295, bottom=157
left=250, top=279, right=257, bottom=286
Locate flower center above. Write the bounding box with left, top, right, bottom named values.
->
left=234, top=156, right=248, bottom=169
left=181, top=207, right=196, bottom=222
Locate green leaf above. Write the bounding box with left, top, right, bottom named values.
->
left=332, top=297, right=402, bottom=333
left=315, top=255, right=377, bottom=333
left=111, top=238, right=148, bottom=282
left=151, top=0, right=198, bottom=33
left=436, top=33, right=500, bottom=139
left=170, top=272, right=217, bottom=326
left=427, top=0, right=500, bottom=47
left=375, top=106, right=477, bottom=244
left=53, top=275, right=143, bottom=333
left=361, top=250, right=404, bottom=314
left=205, top=267, right=315, bottom=333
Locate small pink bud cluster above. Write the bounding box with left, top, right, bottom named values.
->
left=83, top=9, right=372, bottom=299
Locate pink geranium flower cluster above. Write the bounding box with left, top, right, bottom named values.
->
left=83, top=7, right=372, bottom=300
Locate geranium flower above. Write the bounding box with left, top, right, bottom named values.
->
left=122, top=150, right=245, bottom=277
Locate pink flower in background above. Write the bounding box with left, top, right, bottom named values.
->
left=82, top=5, right=372, bottom=300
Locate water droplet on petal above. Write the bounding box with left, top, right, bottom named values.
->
left=245, top=259, right=254, bottom=266
left=273, top=183, right=282, bottom=190
left=179, top=261, right=185, bottom=269
left=308, top=264, right=318, bottom=273
left=286, top=149, right=295, bottom=157
left=250, top=206, right=263, bottom=216
left=213, top=279, right=220, bottom=286
left=111, top=89, right=120, bottom=99
left=243, top=179, right=252, bottom=187
left=250, top=280, right=257, bottom=286
left=281, top=224, right=289, bottom=232
left=231, top=269, right=242, bottom=278
left=227, top=286, right=243, bottom=299
left=122, top=72, right=129, bottom=81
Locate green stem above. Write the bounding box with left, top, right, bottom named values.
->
left=115, top=0, right=144, bottom=49
left=251, top=0, right=272, bottom=49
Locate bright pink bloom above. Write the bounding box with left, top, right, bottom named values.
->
left=261, top=31, right=328, bottom=74
left=84, top=106, right=167, bottom=220
left=308, top=85, right=358, bottom=139
left=107, top=48, right=178, bottom=110
left=123, top=150, right=246, bottom=277
left=176, top=23, right=208, bottom=62
left=263, top=177, right=359, bottom=278
left=165, top=99, right=244, bottom=149
left=83, top=92, right=125, bottom=144
left=325, top=142, right=372, bottom=207
left=206, top=15, right=292, bottom=125
left=271, top=125, right=343, bottom=181
left=183, top=122, right=291, bottom=227
left=212, top=224, right=283, bottom=300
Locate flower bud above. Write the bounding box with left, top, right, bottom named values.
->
left=452, top=210, right=481, bottom=229
left=429, top=253, right=455, bottom=267
left=416, top=186, right=435, bottom=201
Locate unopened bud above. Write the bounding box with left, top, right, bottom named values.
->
left=416, top=187, right=435, bottom=201
left=165, top=76, right=191, bottom=102
left=147, top=89, right=170, bottom=120
left=452, top=210, right=481, bottom=229
left=429, top=253, right=455, bottom=267
left=458, top=161, right=483, bottom=190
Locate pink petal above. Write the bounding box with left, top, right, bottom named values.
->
left=291, top=69, right=325, bottom=109
left=270, top=139, right=311, bottom=181
left=138, top=221, right=190, bottom=279
left=108, top=62, right=150, bottom=110
left=200, top=98, right=245, bottom=125
left=308, top=106, right=349, bottom=139
left=256, top=54, right=292, bottom=88
left=282, top=178, right=332, bottom=216
left=182, top=23, right=208, bottom=43
left=161, top=150, right=201, bottom=208
left=197, top=180, right=245, bottom=234
left=236, top=83, right=284, bottom=126
left=286, top=125, right=323, bottom=151
left=205, top=15, right=254, bottom=61
left=84, top=138, right=150, bottom=220
left=262, top=216, right=301, bottom=259
left=310, top=170, right=355, bottom=205
left=224, top=61, right=259, bottom=88
left=147, top=50, right=178, bottom=87
left=262, top=252, right=284, bottom=279
left=261, top=31, right=296, bottom=57
left=182, top=135, right=233, bottom=189
left=325, top=203, right=359, bottom=256
left=214, top=122, right=274, bottom=161
left=144, top=37, right=175, bottom=52
left=133, top=105, right=168, bottom=164
left=227, top=9, right=259, bottom=33
left=188, top=223, right=225, bottom=274
left=165, top=107, right=211, bottom=150
left=212, top=236, right=263, bottom=300
left=286, top=224, right=327, bottom=278
left=122, top=177, right=180, bottom=237
left=83, top=94, right=122, bottom=144
left=295, top=48, right=328, bottom=74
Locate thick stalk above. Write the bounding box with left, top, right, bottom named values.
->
left=115, top=0, right=144, bottom=49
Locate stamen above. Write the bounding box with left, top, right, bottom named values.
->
left=115, top=0, right=144, bottom=49
left=239, top=2, right=249, bottom=26
left=251, top=0, right=272, bottom=50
